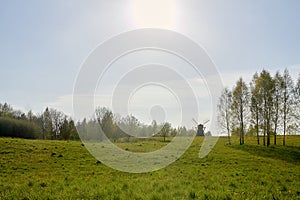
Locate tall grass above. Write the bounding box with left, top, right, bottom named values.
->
left=0, top=136, right=299, bottom=199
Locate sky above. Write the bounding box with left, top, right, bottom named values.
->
left=1, top=0, right=300, bottom=128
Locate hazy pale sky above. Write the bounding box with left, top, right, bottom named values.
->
left=1, top=0, right=300, bottom=126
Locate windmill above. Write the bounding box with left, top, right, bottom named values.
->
left=192, top=119, right=209, bottom=136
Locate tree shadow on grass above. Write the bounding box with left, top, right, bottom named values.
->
left=229, top=144, right=300, bottom=164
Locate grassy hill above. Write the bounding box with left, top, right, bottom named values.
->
left=0, top=136, right=299, bottom=199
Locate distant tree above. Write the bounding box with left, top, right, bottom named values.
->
left=217, top=88, right=233, bottom=144
left=116, top=114, right=140, bottom=141
left=124, top=115, right=140, bottom=137
left=60, top=118, right=70, bottom=140
left=0, top=103, right=13, bottom=118
left=76, top=118, right=87, bottom=140
left=29, top=111, right=43, bottom=139
left=177, top=126, right=187, bottom=136
left=294, top=74, right=300, bottom=130
left=151, top=120, right=158, bottom=136
left=0, top=117, right=40, bottom=139
left=140, top=122, right=153, bottom=137
left=232, top=78, right=250, bottom=145
left=95, top=107, right=109, bottom=125
left=95, top=107, right=116, bottom=141
left=58, top=118, right=77, bottom=140
left=0, top=103, right=80, bottom=140
left=281, top=69, right=294, bottom=146
left=170, top=127, right=178, bottom=137
left=49, top=109, right=65, bottom=140
left=250, top=72, right=263, bottom=145
left=295, top=73, right=300, bottom=105
left=42, top=108, right=52, bottom=139
left=139, top=124, right=148, bottom=137
left=12, top=110, right=26, bottom=120
left=205, top=131, right=212, bottom=136
left=84, top=119, right=98, bottom=141
left=256, top=70, right=274, bottom=146
left=92, top=118, right=108, bottom=140
left=68, top=119, right=78, bottom=140
left=160, top=122, right=171, bottom=142
left=27, top=110, right=34, bottom=122
left=272, top=71, right=283, bottom=145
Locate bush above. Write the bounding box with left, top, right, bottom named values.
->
left=0, top=117, right=41, bottom=139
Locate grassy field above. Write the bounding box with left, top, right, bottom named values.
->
left=0, top=136, right=299, bottom=200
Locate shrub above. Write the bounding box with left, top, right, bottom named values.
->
left=0, top=117, right=41, bottom=139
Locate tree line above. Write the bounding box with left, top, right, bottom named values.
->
left=218, top=69, right=300, bottom=146
left=0, top=104, right=78, bottom=140
left=0, top=103, right=194, bottom=141
left=77, top=107, right=194, bottom=142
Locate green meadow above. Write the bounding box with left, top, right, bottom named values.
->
left=0, top=136, right=299, bottom=200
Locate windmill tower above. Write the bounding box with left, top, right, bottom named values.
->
left=192, top=119, right=209, bottom=136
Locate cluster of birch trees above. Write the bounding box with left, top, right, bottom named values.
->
left=218, top=69, right=300, bottom=146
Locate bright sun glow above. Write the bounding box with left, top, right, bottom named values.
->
left=130, top=0, right=177, bottom=29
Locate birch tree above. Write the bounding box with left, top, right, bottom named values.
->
left=217, top=88, right=233, bottom=144
left=232, top=78, right=249, bottom=145
left=272, top=72, right=283, bottom=145
left=250, top=72, right=262, bottom=145
left=281, top=69, right=294, bottom=146
left=257, top=70, right=274, bottom=146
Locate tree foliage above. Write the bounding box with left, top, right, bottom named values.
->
left=217, top=88, right=233, bottom=144
left=218, top=69, right=299, bottom=146
left=0, top=117, right=41, bottom=139
left=232, top=78, right=249, bottom=145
